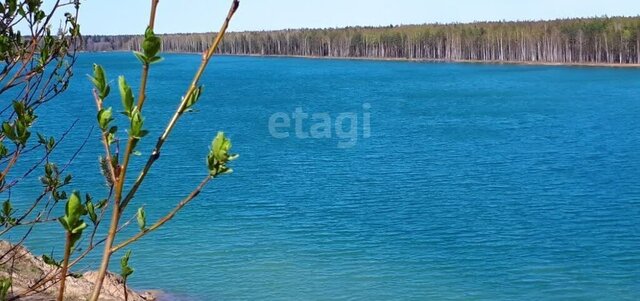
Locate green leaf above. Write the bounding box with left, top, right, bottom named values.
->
left=0, top=142, right=8, bottom=158
left=64, top=174, right=72, bottom=185
left=0, top=200, right=14, bottom=226
left=69, top=231, right=82, bottom=249
left=121, top=266, right=134, bottom=279
left=142, top=27, right=161, bottom=59
left=2, top=200, right=12, bottom=217
left=120, top=250, right=134, bottom=279
left=55, top=191, right=68, bottom=202
left=106, top=126, right=118, bottom=145
left=44, top=162, right=53, bottom=177
left=118, top=76, right=134, bottom=117
left=133, top=51, right=147, bottom=64
left=96, top=199, right=108, bottom=209
left=17, top=6, right=25, bottom=18
left=144, top=27, right=154, bottom=39
left=2, top=122, right=16, bottom=141
left=185, top=85, right=204, bottom=110
left=12, top=101, right=25, bottom=115
left=42, top=254, right=61, bottom=267
left=129, top=107, right=146, bottom=139
left=213, top=132, right=233, bottom=162
left=148, top=56, right=164, bottom=64
left=97, top=107, right=113, bottom=130
left=46, top=137, right=55, bottom=152
left=93, top=64, right=105, bottom=86
left=7, top=0, right=16, bottom=15
left=137, top=207, right=146, bottom=230
left=207, top=132, right=238, bottom=177
left=70, top=221, right=87, bottom=234
left=65, top=191, right=83, bottom=225
left=86, top=201, right=97, bottom=225
left=102, top=85, right=111, bottom=99
left=89, top=64, right=109, bottom=99
left=58, top=216, right=70, bottom=231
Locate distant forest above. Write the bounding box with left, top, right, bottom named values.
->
left=82, top=17, right=640, bottom=64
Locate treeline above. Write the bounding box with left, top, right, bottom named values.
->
left=82, top=16, right=640, bottom=64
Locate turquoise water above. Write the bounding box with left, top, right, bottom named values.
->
left=5, top=53, right=640, bottom=300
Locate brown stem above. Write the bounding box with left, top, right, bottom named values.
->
left=136, top=0, right=159, bottom=110
left=88, top=1, right=162, bottom=299
left=89, top=2, right=238, bottom=300
left=92, top=89, right=117, bottom=186
left=87, top=203, right=119, bottom=301
left=148, top=0, right=160, bottom=30
left=120, top=0, right=240, bottom=210
left=56, top=232, right=72, bottom=301
left=123, top=279, right=129, bottom=301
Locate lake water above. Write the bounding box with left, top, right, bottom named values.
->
left=5, top=53, right=640, bottom=300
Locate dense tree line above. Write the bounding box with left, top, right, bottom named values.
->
left=82, top=16, right=640, bottom=64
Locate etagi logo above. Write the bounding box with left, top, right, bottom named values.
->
left=268, top=103, right=371, bottom=148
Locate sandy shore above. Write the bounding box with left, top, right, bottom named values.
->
left=0, top=241, right=157, bottom=301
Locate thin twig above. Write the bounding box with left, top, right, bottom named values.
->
left=120, top=0, right=240, bottom=210
left=111, top=176, right=211, bottom=253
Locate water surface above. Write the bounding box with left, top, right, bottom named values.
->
left=6, top=53, right=640, bottom=300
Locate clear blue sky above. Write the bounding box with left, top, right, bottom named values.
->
left=79, top=0, right=640, bottom=35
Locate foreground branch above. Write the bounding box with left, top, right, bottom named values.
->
left=120, top=0, right=240, bottom=210
left=111, top=176, right=211, bottom=253
left=88, top=1, right=239, bottom=301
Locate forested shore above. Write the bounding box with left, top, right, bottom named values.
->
left=82, top=16, right=640, bottom=64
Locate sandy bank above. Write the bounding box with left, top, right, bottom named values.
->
left=0, top=241, right=157, bottom=301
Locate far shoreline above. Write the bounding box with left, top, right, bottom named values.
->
left=218, top=53, right=640, bottom=68
left=82, top=50, right=640, bottom=68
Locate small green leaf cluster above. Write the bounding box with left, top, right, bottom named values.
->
left=0, top=0, right=70, bottom=62
left=0, top=140, right=7, bottom=160
left=90, top=64, right=111, bottom=101
left=134, top=27, right=163, bottom=65
left=2, top=101, right=36, bottom=146
left=42, top=253, right=61, bottom=268
left=129, top=107, right=149, bottom=143
left=58, top=191, right=88, bottom=248
left=91, top=66, right=117, bottom=145
left=97, top=107, right=113, bottom=132
left=40, top=162, right=72, bottom=201
left=120, top=250, right=134, bottom=280
left=84, top=193, right=106, bottom=226
left=0, top=2, right=80, bottom=119
left=0, top=200, right=15, bottom=227
left=207, top=132, right=238, bottom=177
left=36, top=133, right=56, bottom=152
left=120, top=81, right=148, bottom=151
left=90, top=64, right=150, bottom=154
